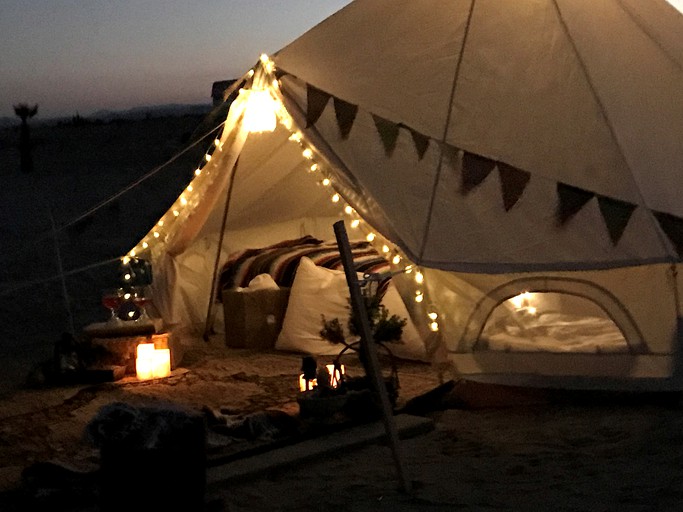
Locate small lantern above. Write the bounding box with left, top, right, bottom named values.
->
left=299, top=374, right=318, bottom=392
left=242, top=88, right=278, bottom=133
left=326, top=364, right=345, bottom=388
left=298, top=363, right=345, bottom=391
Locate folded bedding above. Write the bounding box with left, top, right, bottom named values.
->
left=218, top=235, right=391, bottom=298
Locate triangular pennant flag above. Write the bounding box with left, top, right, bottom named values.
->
left=497, top=162, right=530, bottom=211
left=653, top=211, right=683, bottom=257
left=408, top=128, right=430, bottom=160
left=306, top=84, right=331, bottom=128
left=556, top=183, right=595, bottom=225
left=439, top=143, right=460, bottom=170
left=333, top=97, right=358, bottom=140
left=372, top=115, right=400, bottom=157
left=273, top=69, right=288, bottom=81
left=597, top=196, right=636, bottom=245
left=461, top=152, right=496, bottom=194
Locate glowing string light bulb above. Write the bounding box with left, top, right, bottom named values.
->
left=302, top=148, right=313, bottom=159
left=260, top=53, right=275, bottom=73
left=415, top=291, right=424, bottom=303
left=366, top=233, right=376, bottom=242
left=331, top=193, right=340, bottom=203
left=415, top=271, right=424, bottom=284
left=351, top=219, right=361, bottom=229
left=310, top=164, right=319, bottom=172
left=205, top=154, right=212, bottom=162
left=281, top=116, right=293, bottom=130
left=195, top=168, right=201, bottom=176
left=322, top=178, right=331, bottom=186
left=392, top=254, right=402, bottom=265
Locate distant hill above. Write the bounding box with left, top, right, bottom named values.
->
left=0, top=103, right=214, bottom=128
left=88, top=103, right=213, bottom=122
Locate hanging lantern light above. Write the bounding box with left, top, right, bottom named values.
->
left=242, top=88, right=278, bottom=133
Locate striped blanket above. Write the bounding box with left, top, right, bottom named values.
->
left=218, top=235, right=391, bottom=297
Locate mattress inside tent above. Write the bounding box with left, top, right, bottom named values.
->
left=478, top=293, right=629, bottom=353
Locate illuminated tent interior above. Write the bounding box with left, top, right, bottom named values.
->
left=123, top=0, right=682, bottom=390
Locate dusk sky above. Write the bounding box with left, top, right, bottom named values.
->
left=2, top=1, right=681, bottom=120
left=0, top=1, right=352, bottom=119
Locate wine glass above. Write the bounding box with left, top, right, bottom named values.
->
left=102, top=288, right=124, bottom=323
left=131, top=286, right=151, bottom=321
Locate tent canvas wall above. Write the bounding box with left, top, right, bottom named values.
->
left=125, top=0, right=682, bottom=390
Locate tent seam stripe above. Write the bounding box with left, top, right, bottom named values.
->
left=418, top=0, right=477, bottom=262
left=615, top=0, right=683, bottom=72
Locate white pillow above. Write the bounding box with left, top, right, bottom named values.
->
left=275, top=257, right=427, bottom=361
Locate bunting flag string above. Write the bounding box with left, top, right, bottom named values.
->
left=333, top=97, right=358, bottom=140
left=461, top=152, right=497, bottom=194
left=273, top=69, right=288, bottom=82
left=556, top=183, right=595, bottom=225
left=497, top=162, right=530, bottom=211
left=653, top=211, right=683, bottom=257
left=372, top=114, right=400, bottom=157
left=293, top=77, right=682, bottom=254
left=597, top=196, right=636, bottom=245
left=440, top=143, right=460, bottom=171
left=306, top=85, right=331, bottom=128
left=408, top=128, right=430, bottom=160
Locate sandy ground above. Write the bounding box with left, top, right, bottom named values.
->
left=1, top=335, right=683, bottom=511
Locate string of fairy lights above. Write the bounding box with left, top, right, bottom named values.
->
left=121, top=54, right=441, bottom=335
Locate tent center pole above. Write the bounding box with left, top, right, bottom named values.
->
left=203, top=157, right=240, bottom=342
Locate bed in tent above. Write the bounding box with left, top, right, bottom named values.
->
left=124, top=0, right=681, bottom=390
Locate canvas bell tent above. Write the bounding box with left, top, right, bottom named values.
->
left=122, top=0, right=683, bottom=389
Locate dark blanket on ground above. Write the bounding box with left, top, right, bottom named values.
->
left=218, top=236, right=391, bottom=300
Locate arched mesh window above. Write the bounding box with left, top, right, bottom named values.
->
left=478, top=292, right=629, bottom=353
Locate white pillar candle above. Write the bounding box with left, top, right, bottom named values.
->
left=153, top=348, right=171, bottom=378
left=136, top=343, right=156, bottom=380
